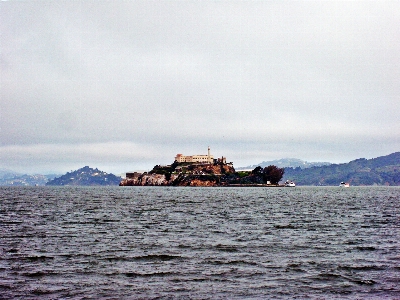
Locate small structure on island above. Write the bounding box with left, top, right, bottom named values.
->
left=175, top=146, right=214, bottom=164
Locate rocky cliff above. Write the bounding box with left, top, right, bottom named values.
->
left=119, top=173, right=177, bottom=186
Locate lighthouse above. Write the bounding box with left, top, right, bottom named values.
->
left=208, top=146, right=211, bottom=163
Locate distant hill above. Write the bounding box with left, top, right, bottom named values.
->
left=237, top=158, right=331, bottom=170
left=0, top=168, right=21, bottom=179
left=0, top=169, right=57, bottom=186
left=46, top=166, right=122, bottom=186
left=283, top=152, right=400, bottom=186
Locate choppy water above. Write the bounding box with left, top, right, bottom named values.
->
left=1, top=186, right=399, bottom=299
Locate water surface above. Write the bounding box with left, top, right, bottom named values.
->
left=1, top=186, right=399, bottom=299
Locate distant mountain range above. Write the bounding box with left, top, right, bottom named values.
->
left=0, top=166, right=122, bottom=186
left=0, top=169, right=57, bottom=186
left=1, top=152, right=398, bottom=186
left=46, top=166, right=122, bottom=186
left=282, top=152, right=400, bottom=186
left=237, top=158, right=331, bottom=170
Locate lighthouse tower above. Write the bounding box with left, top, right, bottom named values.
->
left=208, top=146, right=211, bottom=163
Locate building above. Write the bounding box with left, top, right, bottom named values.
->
left=175, top=147, right=214, bottom=164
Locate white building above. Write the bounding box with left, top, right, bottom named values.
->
left=175, top=147, right=214, bottom=164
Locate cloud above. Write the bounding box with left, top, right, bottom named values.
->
left=0, top=142, right=167, bottom=174
left=0, top=1, right=399, bottom=173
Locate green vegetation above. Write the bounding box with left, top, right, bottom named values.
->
left=251, top=165, right=285, bottom=184
left=149, top=161, right=180, bottom=180
left=237, top=171, right=251, bottom=178
left=226, top=165, right=285, bottom=185
left=263, top=165, right=285, bottom=184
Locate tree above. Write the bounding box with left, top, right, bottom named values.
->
left=252, top=166, right=263, bottom=175
left=262, top=165, right=285, bottom=184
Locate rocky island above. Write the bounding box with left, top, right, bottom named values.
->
left=119, top=148, right=284, bottom=187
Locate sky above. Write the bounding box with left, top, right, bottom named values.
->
left=1, top=1, right=399, bottom=174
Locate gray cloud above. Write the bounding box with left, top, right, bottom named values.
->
left=1, top=1, right=399, bottom=174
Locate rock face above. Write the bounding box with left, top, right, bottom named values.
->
left=119, top=173, right=221, bottom=187
left=119, top=173, right=178, bottom=186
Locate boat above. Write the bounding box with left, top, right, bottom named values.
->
left=284, top=180, right=296, bottom=187
left=339, top=182, right=350, bottom=187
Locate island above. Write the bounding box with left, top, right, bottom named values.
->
left=46, top=166, right=122, bottom=186
left=119, top=147, right=284, bottom=187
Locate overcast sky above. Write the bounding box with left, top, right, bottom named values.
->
left=1, top=1, right=399, bottom=174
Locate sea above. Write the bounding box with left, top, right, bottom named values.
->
left=1, top=186, right=399, bottom=299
